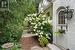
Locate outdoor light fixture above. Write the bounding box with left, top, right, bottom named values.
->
left=47, top=0, right=52, bottom=2
left=47, top=0, right=56, bottom=2
left=65, top=6, right=74, bottom=20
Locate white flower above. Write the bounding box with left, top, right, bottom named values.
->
left=36, top=17, right=40, bottom=20
left=36, top=33, right=38, bottom=35
left=27, top=14, right=30, bottom=16
left=38, top=22, right=41, bottom=26
left=39, top=32, right=43, bottom=34
left=42, top=15, right=46, bottom=17
left=46, top=34, right=48, bottom=37
left=33, top=29, right=36, bottom=31
left=39, top=35, right=40, bottom=37
left=41, top=27, right=43, bottom=29
left=28, top=17, right=32, bottom=21
left=34, top=24, right=37, bottom=29
left=33, top=14, right=37, bottom=16
left=42, top=21, right=45, bottom=25
left=46, top=34, right=50, bottom=39
left=39, top=35, right=43, bottom=37
left=28, top=14, right=37, bottom=17
left=43, top=21, right=47, bottom=23
left=24, top=17, right=28, bottom=21
left=42, top=17, right=45, bottom=20
left=40, top=35, right=43, bottom=37
left=24, top=18, right=26, bottom=21
left=31, top=23, right=36, bottom=25
left=47, top=19, right=52, bottom=23
left=37, top=30, right=41, bottom=33
left=32, top=17, right=35, bottom=20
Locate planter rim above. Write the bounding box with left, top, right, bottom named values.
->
left=1, top=43, right=14, bottom=49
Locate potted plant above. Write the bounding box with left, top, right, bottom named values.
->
left=54, top=29, right=65, bottom=36
left=38, top=36, right=49, bottom=47
left=24, top=13, right=53, bottom=47
left=58, top=29, right=65, bottom=33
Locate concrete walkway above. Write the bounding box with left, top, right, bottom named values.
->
left=31, top=43, right=62, bottom=50
left=47, top=43, right=61, bottom=50
left=31, top=46, right=50, bottom=50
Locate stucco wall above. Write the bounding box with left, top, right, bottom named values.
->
left=39, top=0, right=49, bottom=12
left=53, top=0, right=75, bottom=50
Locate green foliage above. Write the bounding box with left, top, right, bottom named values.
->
left=9, top=0, right=36, bottom=17
left=38, top=36, right=49, bottom=47
left=0, top=11, right=14, bottom=44
left=0, top=10, right=23, bottom=44
left=10, top=43, right=21, bottom=50
left=58, top=29, right=65, bottom=33
left=0, top=0, right=36, bottom=45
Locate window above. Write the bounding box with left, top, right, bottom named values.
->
left=58, top=11, right=65, bottom=24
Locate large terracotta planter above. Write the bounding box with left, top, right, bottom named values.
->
left=20, top=34, right=38, bottom=50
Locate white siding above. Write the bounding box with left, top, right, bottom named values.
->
left=53, top=0, right=75, bottom=50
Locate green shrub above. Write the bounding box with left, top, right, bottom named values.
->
left=0, top=10, right=23, bottom=45
left=24, top=13, right=52, bottom=36
left=10, top=43, right=21, bottom=50
left=0, top=0, right=36, bottom=45
left=24, top=13, right=53, bottom=46
left=38, top=36, right=49, bottom=47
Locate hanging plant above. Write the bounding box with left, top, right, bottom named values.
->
left=54, top=29, right=65, bottom=36
left=58, top=29, right=65, bottom=33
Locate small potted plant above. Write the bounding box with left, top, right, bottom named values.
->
left=38, top=36, right=49, bottom=47
left=58, top=29, right=65, bottom=33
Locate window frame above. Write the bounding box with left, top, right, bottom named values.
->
left=58, top=9, right=67, bottom=26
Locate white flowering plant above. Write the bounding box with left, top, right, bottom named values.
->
left=23, top=13, right=52, bottom=46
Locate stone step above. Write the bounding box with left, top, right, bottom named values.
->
left=31, top=46, right=50, bottom=50
left=47, top=43, right=61, bottom=50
